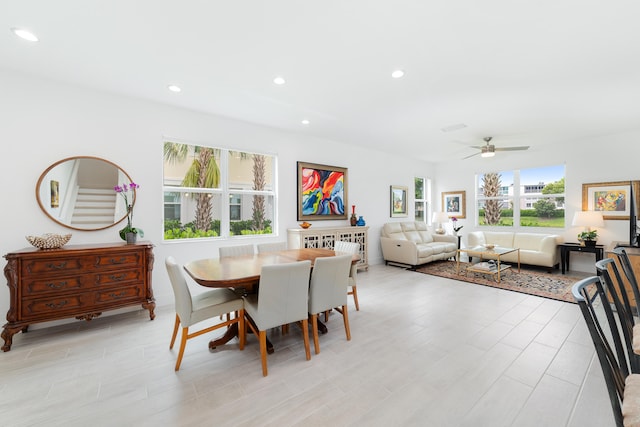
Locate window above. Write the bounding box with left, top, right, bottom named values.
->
left=229, top=194, right=241, bottom=221
left=414, top=176, right=431, bottom=223
left=477, top=165, right=565, bottom=228
left=163, top=142, right=276, bottom=240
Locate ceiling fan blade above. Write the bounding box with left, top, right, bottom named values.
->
left=494, top=146, right=530, bottom=151
left=462, top=151, right=480, bottom=159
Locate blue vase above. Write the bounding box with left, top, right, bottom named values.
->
left=356, top=216, right=365, bottom=226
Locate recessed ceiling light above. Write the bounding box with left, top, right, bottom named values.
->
left=391, top=70, right=404, bottom=79
left=11, top=27, right=38, bottom=42
left=301, top=119, right=310, bottom=125
left=441, top=123, right=467, bottom=132
left=273, top=76, right=286, bottom=85
left=167, top=85, right=181, bottom=93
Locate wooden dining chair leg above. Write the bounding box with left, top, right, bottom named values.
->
left=311, top=314, right=321, bottom=354
left=301, top=318, right=311, bottom=360
left=351, top=285, right=360, bottom=311
left=324, top=310, right=330, bottom=322
left=259, top=330, right=268, bottom=376
left=175, top=327, right=189, bottom=371
left=336, top=305, right=351, bottom=341
left=170, top=314, right=180, bottom=349
left=238, top=309, right=245, bottom=350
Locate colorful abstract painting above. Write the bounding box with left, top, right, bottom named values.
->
left=297, top=162, right=348, bottom=220
left=582, top=181, right=632, bottom=220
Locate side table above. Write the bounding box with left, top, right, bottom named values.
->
left=559, top=242, right=604, bottom=274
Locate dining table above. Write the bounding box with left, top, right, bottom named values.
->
left=183, top=248, right=360, bottom=353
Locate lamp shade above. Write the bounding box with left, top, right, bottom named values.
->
left=572, top=211, right=605, bottom=228
left=432, top=212, right=450, bottom=223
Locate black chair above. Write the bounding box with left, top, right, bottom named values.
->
left=572, top=276, right=640, bottom=427
left=595, top=258, right=640, bottom=374
left=613, top=246, right=640, bottom=317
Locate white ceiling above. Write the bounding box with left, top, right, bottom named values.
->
left=3, top=1, right=640, bottom=162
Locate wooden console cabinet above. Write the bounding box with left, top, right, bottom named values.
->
left=287, top=226, right=369, bottom=270
left=2, top=242, right=155, bottom=351
left=606, top=245, right=640, bottom=310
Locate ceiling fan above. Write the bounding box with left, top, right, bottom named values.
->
left=463, top=137, right=530, bottom=159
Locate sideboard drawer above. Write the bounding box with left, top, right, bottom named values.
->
left=94, top=269, right=142, bottom=286
left=94, top=252, right=142, bottom=269
left=94, top=285, right=143, bottom=304
left=24, top=276, right=85, bottom=295
left=22, top=294, right=88, bottom=318
left=22, top=257, right=85, bottom=276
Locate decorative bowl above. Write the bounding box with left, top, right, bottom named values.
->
left=299, top=222, right=312, bottom=229
left=483, top=243, right=496, bottom=250
left=26, top=233, right=72, bottom=249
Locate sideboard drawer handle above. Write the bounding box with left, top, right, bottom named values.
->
left=109, top=292, right=127, bottom=299
left=46, top=262, right=67, bottom=270
left=45, top=300, right=68, bottom=309
left=109, top=274, right=126, bottom=281
left=109, top=257, right=127, bottom=264
left=46, top=281, right=67, bottom=289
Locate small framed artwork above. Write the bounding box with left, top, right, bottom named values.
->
left=442, top=191, right=466, bottom=219
left=390, top=185, right=408, bottom=217
left=582, top=181, right=631, bottom=220
left=297, top=161, right=348, bottom=221
left=50, top=180, right=60, bottom=208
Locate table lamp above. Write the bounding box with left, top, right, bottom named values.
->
left=572, top=211, right=604, bottom=245
left=432, top=212, right=450, bottom=234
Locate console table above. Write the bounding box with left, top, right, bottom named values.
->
left=287, top=226, right=369, bottom=270
left=559, top=242, right=604, bottom=274
left=2, top=242, right=155, bottom=351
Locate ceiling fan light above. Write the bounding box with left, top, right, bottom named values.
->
left=481, top=146, right=495, bottom=158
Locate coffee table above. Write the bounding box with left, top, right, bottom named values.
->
left=456, top=246, right=521, bottom=282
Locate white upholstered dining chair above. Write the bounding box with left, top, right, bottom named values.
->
left=243, top=260, right=312, bottom=376
left=308, top=254, right=352, bottom=354
left=256, top=242, right=287, bottom=253
left=333, top=240, right=361, bottom=311
left=165, top=256, right=245, bottom=371
left=219, top=244, right=255, bottom=258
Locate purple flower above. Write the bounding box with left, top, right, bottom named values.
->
left=114, top=182, right=144, bottom=239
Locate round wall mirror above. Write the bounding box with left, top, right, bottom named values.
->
left=36, top=156, right=134, bottom=231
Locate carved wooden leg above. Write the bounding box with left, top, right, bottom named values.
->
left=2, top=324, right=27, bottom=352
left=142, top=301, right=156, bottom=320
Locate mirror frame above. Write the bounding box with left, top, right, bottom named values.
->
left=36, top=156, right=134, bottom=231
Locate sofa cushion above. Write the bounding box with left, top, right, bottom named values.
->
left=428, top=242, right=455, bottom=255
left=416, top=245, right=435, bottom=258
left=483, top=232, right=515, bottom=248
left=513, top=233, right=547, bottom=251
left=383, top=222, right=407, bottom=240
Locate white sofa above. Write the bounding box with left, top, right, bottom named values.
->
left=467, top=231, right=561, bottom=269
left=380, top=221, right=458, bottom=267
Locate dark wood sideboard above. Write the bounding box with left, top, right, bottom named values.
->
left=2, top=241, right=155, bottom=351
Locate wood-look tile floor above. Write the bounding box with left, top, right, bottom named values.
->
left=0, top=264, right=614, bottom=427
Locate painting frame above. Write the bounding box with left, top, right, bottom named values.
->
left=390, top=185, right=408, bottom=218
left=442, top=190, right=466, bottom=219
left=50, top=180, right=59, bottom=208
left=582, top=181, right=631, bottom=220
left=297, top=161, right=348, bottom=221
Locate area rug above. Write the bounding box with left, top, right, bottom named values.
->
left=414, top=261, right=584, bottom=303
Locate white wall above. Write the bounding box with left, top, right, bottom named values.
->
left=0, top=69, right=434, bottom=325
left=433, top=133, right=640, bottom=273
